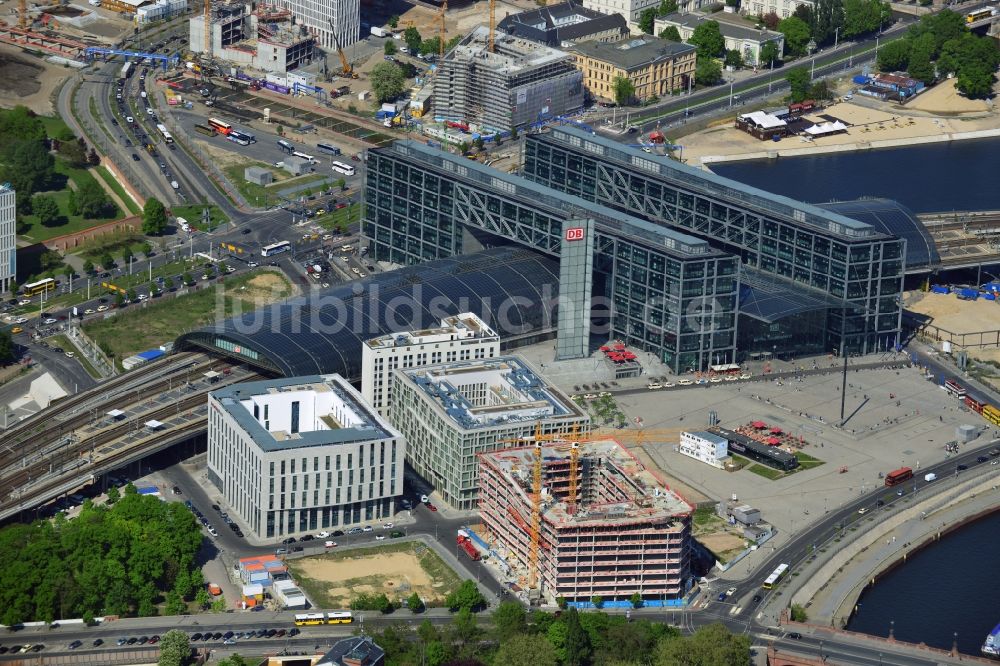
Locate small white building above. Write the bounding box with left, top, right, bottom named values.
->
left=679, top=430, right=729, bottom=468
left=272, top=579, right=308, bottom=609
left=208, top=374, right=404, bottom=541
left=361, top=313, right=500, bottom=417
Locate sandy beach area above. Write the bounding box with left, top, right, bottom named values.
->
left=681, top=79, right=999, bottom=167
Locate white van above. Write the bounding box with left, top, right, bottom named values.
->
left=176, top=216, right=190, bottom=231
left=170, top=180, right=179, bottom=190
left=924, top=472, right=937, bottom=482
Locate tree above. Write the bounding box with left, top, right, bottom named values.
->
left=630, top=592, right=644, bottom=608
left=210, top=596, right=226, bottom=612
left=275, top=124, right=283, bottom=136
left=420, top=36, right=442, bottom=56
left=76, top=180, right=114, bottom=219
left=115, top=291, right=125, bottom=308
left=158, top=629, right=190, bottom=666
left=384, top=39, right=397, bottom=56
left=639, top=7, right=657, bottom=34
left=909, top=9, right=966, bottom=55
left=87, top=148, right=100, bottom=166
left=688, top=20, right=725, bottom=58
left=510, top=127, right=519, bottom=140
left=59, top=138, right=88, bottom=168
left=695, top=56, right=723, bottom=85
left=810, top=0, right=845, bottom=45
left=370, top=62, right=407, bottom=103
left=591, top=595, right=604, bottom=608
left=0, top=329, right=13, bottom=364
left=7, top=139, right=55, bottom=194
left=445, top=580, right=485, bottom=612
left=404, top=26, right=423, bottom=54
left=217, top=656, right=254, bottom=666
left=907, top=41, right=936, bottom=85
left=164, top=590, right=186, bottom=615
left=407, top=592, right=424, bottom=612
left=778, top=16, right=811, bottom=56
left=658, top=0, right=677, bottom=14
left=724, top=49, right=744, bottom=69
left=458, top=141, right=470, bottom=155
left=120, top=248, right=133, bottom=265
left=493, top=634, right=558, bottom=666
left=126, top=288, right=137, bottom=302
left=182, top=271, right=193, bottom=286
left=843, top=0, right=889, bottom=38
left=659, top=25, right=681, bottom=42
left=106, top=485, right=120, bottom=504
left=785, top=67, right=811, bottom=102
left=876, top=38, right=911, bottom=72
left=449, top=607, right=481, bottom=651
left=656, top=623, right=751, bottom=666
left=472, top=136, right=485, bottom=152
left=492, top=601, right=527, bottom=641
left=956, top=65, right=995, bottom=98
left=790, top=604, right=808, bottom=621
left=139, top=241, right=153, bottom=257
left=562, top=608, right=592, bottom=666
left=761, top=10, right=781, bottom=30
left=0, top=106, right=46, bottom=143
left=808, top=79, right=832, bottom=100
left=760, top=41, right=780, bottom=67
left=82, top=259, right=95, bottom=274
left=32, top=194, right=61, bottom=227
left=142, top=197, right=167, bottom=235
left=387, top=14, right=399, bottom=28
left=612, top=76, right=636, bottom=106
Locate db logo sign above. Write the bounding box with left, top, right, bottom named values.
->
left=564, top=227, right=585, bottom=242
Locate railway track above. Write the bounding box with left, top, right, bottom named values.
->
left=0, top=372, right=260, bottom=518
left=0, top=354, right=225, bottom=470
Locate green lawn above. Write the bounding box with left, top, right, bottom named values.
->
left=170, top=204, right=229, bottom=231
left=794, top=451, right=825, bottom=470
left=96, top=165, right=141, bottom=215
left=38, top=114, right=72, bottom=139
left=222, top=162, right=334, bottom=207
left=46, top=334, right=100, bottom=379
left=747, top=464, right=784, bottom=481
left=316, top=203, right=361, bottom=232
left=18, top=160, right=122, bottom=242
left=82, top=270, right=291, bottom=363
left=88, top=97, right=114, bottom=143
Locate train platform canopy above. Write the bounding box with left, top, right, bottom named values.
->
left=144, top=420, right=164, bottom=430
left=177, top=248, right=560, bottom=379
left=106, top=409, right=126, bottom=420
left=817, top=198, right=939, bottom=271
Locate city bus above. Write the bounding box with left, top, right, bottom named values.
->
left=22, top=277, right=56, bottom=297
left=230, top=129, right=255, bottom=144
left=316, top=142, right=341, bottom=156
left=207, top=117, right=233, bottom=135
left=194, top=124, right=215, bottom=137
left=292, top=151, right=317, bottom=164
left=155, top=123, right=174, bottom=144
left=884, top=467, right=913, bottom=487
left=326, top=611, right=353, bottom=624
left=293, top=613, right=325, bottom=626
left=277, top=139, right=295, bottom=154
left=331, top=161, right=356, bottom=176
left=261, top=241, right=291, bottom=257
left=227, top=133, right=250, bottom=147
left=966, top=7, right=994, bottom=22
left=944, top=379, right=967, bottom=398
left=762, top=563, right=789, bottom=589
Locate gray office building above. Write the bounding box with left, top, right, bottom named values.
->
left=522, top=127, right=907, bottom=357
left=363, top=140, right=738, bottom=372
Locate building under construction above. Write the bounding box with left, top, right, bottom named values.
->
left=188, top=2, right=316, bottom=74
left=478, top=439, right=693, bottom=605
left=432, top=25, right=584, bottom=133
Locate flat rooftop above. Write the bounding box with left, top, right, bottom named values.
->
left=538, top=126, right=889, bottom=241
left=447, top=25, right=575, bottom=73
left=385, top=141, right=721, bottom=260
left=485, top=439, right=692, bottom=524
left=365, top=313, right=498, bottom=350
left=400, top=356, right=585, bottom=431
left=211, top=374, right=397, bottom=452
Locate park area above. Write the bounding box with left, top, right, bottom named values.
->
left=82, top=270, right=292, bottom=363
left=287, top=541, right=463, bottom=610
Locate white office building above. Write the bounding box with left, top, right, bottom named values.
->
left=280, top=0, right=359, bottom=51
left=582, top=0, right=660, bottom=26
left=361, top=313, right=500, bottom=417
left=208, top=374, right=404, bottom=540
left=0, top=183, right=15, bottom=295
left=679, top=430, right=729, bottom=468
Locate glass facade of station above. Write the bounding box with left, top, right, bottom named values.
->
left=523, top=128, right=905, bottom=356
left=363, top=141, right=739, bottom=373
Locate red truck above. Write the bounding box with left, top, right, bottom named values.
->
left=456, top=531, right=480, bottom=561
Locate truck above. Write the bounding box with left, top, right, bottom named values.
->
left=456, top=531, right=480, bottom=561
left=924, top=473, right=937, bottom=482
left=370, top=26, right=388, bottom=37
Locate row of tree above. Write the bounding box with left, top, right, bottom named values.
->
left=0, top=485, right=205, bottom=625
left=876, top=10, right=999, bottom=97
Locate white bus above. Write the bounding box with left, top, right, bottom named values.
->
left=292, top=151, right=317, bottom=164
left=261, top=241, right=291, bottom=257
left=762, top=563, right=789, bottom=589
left=331, top=161, right=356, bottom=176
left=155, top=123, right=174, bottom=144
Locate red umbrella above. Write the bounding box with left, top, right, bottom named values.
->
left=599, top=345, right=610, bottom=352
left=751, top=421, right=767, bottom=429
left=766, top=437, right=781, bottom=445
left=613, top=343, right=626, bottom=351
left=770, top=427, right=783, bottom=435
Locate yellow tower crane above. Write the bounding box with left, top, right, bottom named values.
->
left=18, top=0, right=27, bottom=30
left=529, top=440, right=543, bottom=590
left=488, top=0, right=496, bottom=52
left=438, top=0, right=447, bottom=60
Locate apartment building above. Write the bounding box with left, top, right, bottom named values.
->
left=389, top=356, right=590, bottom=509
left=478, top=439, right=693, bottom=604
left=361, top=313, right=499, bottom=417
left=207, top=374, right=403, bottom=540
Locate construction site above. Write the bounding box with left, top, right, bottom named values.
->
left=431, top=24, right=584, bottom=133
left=477, top=438, right=694, bottom=606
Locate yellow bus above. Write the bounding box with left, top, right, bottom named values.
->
left=326, top=611, right=353, bottom=624
left=22, top=278, right=56, bottom=297
left=293, top=613, right=325, bottom=626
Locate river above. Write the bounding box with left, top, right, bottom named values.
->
left=845, top=509, right=1000, bottom=655
left=710, top=137, right=1000, bottom=214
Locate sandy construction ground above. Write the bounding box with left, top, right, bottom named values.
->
left=0, top=45, right=70, bottom=115
left=293, top=550, right=451, bottom=607
left=683, top=79, right=1000, bottom=167
left=906, top=291, right=1000, bottom=335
